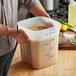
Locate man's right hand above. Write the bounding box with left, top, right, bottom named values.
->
left=11, top=29, right=29, bottom=43
left=0, top=24, right=29, bottom=43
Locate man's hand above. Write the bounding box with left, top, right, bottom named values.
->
left=0, top=24, right=29, bottom=43
left=12, top=29, right=29, bottom=43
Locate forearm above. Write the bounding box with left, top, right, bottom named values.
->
left=0, top=24, right=17, bottom=36
left=29, top=4, right=50, bottom=17
left=0, top=24, right=29, bottom=43
left=23, top=0, right=50, bottom=17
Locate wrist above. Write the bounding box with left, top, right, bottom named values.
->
left=7, top=27, right=18, bottom=37
left=0, top=24, right=18, bottom=36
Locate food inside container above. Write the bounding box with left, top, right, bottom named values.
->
left=29, top=25, right=52, bottom=30
left=29, top=21, right=53, bottom=31
left=30, top=37, right=58, bottom=69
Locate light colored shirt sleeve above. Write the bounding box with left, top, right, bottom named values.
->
left=23, top=0, right=40, bottom=10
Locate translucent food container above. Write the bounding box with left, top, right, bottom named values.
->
left=17, top=17, right=60, bottom=69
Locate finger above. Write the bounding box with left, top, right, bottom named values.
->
left=19, top=30, right=29, bottom=41
left=22, top=33, right=29, bottom=41
left=16, top=35, right=25, bottom=43
left=20, top=35, right=29, bottom=43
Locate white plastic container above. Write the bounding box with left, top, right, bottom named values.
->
left=17, top=17, right=60, bottom=69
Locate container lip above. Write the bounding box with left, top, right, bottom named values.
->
left=17, top=17, right=61, bottom=32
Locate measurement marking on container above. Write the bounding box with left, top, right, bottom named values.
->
left=45, top=54, right=50, bottom=56
left=50, top=47, right=54, bottom=49
left=44, top=43, right=49, bottom=46
left=45, top=54, right=54, bottom=59
left=50, top=55, right=54, bottom=58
